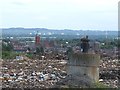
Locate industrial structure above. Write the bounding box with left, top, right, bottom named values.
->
left=67, top=36, right=100, bottom=82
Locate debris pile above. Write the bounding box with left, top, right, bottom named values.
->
left=1, top=55, right=119, bottom=88
left=1, top=58, right=67, bottom=88
left=99, top=57, right=119, bottom=88
left=53, top=74, right=94, bottom=88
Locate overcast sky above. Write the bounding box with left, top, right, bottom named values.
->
left=0, top=0, right=119, bottom=30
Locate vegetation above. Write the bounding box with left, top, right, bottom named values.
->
left=2, top=51, right=20, bottom=59
left=2, top=37, right=119, bottom=59
left=2, top=40, right=20, bottom=59
left=94, top=82, right=109, bottom=89
left=25, top=53, right=34, bottom=59
left=36, top=46, right=44, bottom=55
left=100, top=39, right=119, bottom=49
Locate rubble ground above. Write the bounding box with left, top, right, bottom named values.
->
left=1, top=56, right=119, bottom=88
left=99, top=57, right=119, bottom=88
left=1, top=58, right=67, bottom=88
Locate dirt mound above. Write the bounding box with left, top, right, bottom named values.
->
left=53, top=74, right=95, bottom=88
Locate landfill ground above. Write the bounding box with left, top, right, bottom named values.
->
left=0, top=56, right=119, bottom=88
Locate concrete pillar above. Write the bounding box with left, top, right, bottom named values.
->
left=67, top=53, right=100, bottom=82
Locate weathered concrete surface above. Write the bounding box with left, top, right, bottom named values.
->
left=68, top=53, right=100, bottom=66
left=66, top=66, right=99, bottom=82
left=67, top=53, right=100, bottom=82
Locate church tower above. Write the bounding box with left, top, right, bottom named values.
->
left=35, top=31, right=40, bottom=45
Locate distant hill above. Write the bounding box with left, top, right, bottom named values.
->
left=1, top=28, right=118, bottom=40
left=2, top=28, right=118, bottom=36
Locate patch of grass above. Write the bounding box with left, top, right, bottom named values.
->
left=2, top=51, right=20, bottom=59
left=94, top=82, right=109, bottom=89
left=25, top=53, right=34, bottom=59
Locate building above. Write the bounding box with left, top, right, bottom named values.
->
left=11, top=40, right=27, bottom=52
left=35, top=31, right=40, bottom=45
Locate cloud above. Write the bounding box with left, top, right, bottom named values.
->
left=11, top=0, right=33, bottom=5
left=12, top=2, right=25, bottom=5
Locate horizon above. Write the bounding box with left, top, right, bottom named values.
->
left=1, top=27, right=118, bottom=31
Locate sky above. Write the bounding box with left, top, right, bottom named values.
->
left=0, top=0, right=119, bottom=30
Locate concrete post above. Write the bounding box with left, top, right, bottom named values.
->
left=67, top=53, right=100, bottom=82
